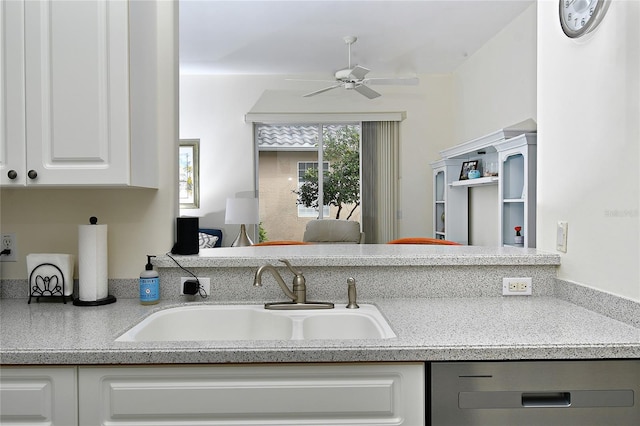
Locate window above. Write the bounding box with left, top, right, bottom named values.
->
left=256, top=124, right=361, bottom=242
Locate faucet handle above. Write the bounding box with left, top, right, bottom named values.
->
left=279, top=259, right=303, bottom=277
left=346, top=277, right=359, bottom=309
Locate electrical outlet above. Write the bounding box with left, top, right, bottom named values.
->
left=502, top=277, right=532, bottom=296
left=0, top=233, right=17, bottom=262
left=180, top=277, right=210, bottom=296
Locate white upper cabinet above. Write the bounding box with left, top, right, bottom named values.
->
left=0, top=0, right=26, bottom=185
left=0, top=0, right=158, bottom=187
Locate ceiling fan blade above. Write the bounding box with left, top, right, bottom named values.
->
left=354, top=84, right=381, bottom=99
left=303, top=84, right=343, bottom=97
left=286, top=78, right=337, bottom=83
left=366, top=77, right=420, bottom=86
left=349, top=65, right=370, bottom=80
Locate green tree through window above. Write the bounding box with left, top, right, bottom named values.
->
left=295, top=125, right=360, bottom=220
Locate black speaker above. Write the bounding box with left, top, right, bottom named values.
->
left=172, top=217, right=199, bottom=255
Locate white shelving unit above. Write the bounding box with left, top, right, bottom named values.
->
left=431, top=128, right=536, bottom=247
left=496, top=134, right=537, bottom=248
left=431, top=159, right=467, bottom=244
left=450, top=176, right=499, bottom=187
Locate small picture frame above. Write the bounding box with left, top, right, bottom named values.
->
left=459, top=160, right=479, bottom=180
left=179, top=139, right=200, bottom=209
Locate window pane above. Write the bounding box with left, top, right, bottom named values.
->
left=322, top=124, right=361, bottom=222
left=256, top=123, right=360, bottom=242
left=258, top=150, right=314, bottom=241
left=297, top=161, right=330, bottom=218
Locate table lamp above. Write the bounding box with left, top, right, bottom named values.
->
left=225, top=198, right=259, bottom=247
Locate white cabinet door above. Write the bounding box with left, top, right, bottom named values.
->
left=23, top=0, right=130, bottom=186
left=79, top=363, right=425, bottom=425
left=0, top=0, right=26, bottom=185
left=0, top=366, right=78, bottom=426
left=1, top=0, right=158, bottom=188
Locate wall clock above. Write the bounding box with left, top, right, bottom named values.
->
left=559, top=0, right=610, bottom=38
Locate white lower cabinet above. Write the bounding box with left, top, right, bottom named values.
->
left=0, top=366, right=78, bottom=426
left=78, top=363, right=425, bottom=426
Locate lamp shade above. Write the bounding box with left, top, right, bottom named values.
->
left=225, top=198, right=259, bottom=225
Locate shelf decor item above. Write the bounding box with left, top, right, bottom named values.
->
left=484, top=161, right=498, bottom=177
left=514, top=226, right=524, bottom=246
left=459, top=160, right=479, bottom=180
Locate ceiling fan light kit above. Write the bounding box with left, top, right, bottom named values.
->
left=299, top=35, right=419, bottom=99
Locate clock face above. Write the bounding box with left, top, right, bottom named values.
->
left=559, top=0, right=610, bottom=38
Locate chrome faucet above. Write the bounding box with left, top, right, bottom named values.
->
left=346, top=277, right=359, bottom=309
left=253, top=259, right=334, bottom=310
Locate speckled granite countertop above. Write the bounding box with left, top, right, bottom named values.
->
left=1, top=296, right=639, bottom=365
left=155, top=245, right=562, bottom=268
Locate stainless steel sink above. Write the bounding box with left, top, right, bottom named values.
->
left=116, top=304, right=396, bottom=342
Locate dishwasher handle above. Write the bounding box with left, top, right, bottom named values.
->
left=521, top=392, right=571, bottom=407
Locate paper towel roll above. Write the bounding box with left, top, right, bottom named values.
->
left=78, top=223, right=108, bottom=302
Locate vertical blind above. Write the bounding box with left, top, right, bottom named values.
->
left=361, top=121, right=399, bottom=243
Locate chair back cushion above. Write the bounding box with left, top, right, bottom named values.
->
left=303, top=220, right=363, bottom=244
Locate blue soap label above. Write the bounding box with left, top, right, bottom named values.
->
left=140, top=277, right=159, bottom=301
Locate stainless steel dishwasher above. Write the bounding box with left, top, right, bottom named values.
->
left=431, top=360, right=640, bottom=426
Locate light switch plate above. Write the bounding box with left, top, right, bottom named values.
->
left=556, top=221, right=568, bottom=253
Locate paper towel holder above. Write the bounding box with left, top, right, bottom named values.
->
left=73, top=293, right=116, bottom=306
left=73, top=216, right=117, bottom=306
left=28, top=262, right=73, bottom=304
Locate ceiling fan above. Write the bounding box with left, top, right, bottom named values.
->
left=297, top=36, right=419, bottom=99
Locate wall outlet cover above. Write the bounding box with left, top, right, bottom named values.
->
left=0, top=233, right=17, bottom=262
left=502, top=277, right=532, bottom=296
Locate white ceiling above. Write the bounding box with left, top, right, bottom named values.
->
left=179, top=0, right=535, bottom=76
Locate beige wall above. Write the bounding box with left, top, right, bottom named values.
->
left=537, top=0, right=639, bottom=301
left=0, top=2, right=178, bottom=280
left=453, top=3, right=538, bottom=142
left=180, top=74, right=454, bottom=243
left=452, top=3, right=538, bottom=247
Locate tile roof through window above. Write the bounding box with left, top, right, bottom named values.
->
left=256, top=124, right=349, bottom=150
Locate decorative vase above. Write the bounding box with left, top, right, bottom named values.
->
left=514, top=226, right=524, bottom=246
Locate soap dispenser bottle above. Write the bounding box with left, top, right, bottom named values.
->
left=139, top=255, right=160, bottom=305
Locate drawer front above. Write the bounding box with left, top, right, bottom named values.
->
left=80, top=363, right=425, bottom=425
